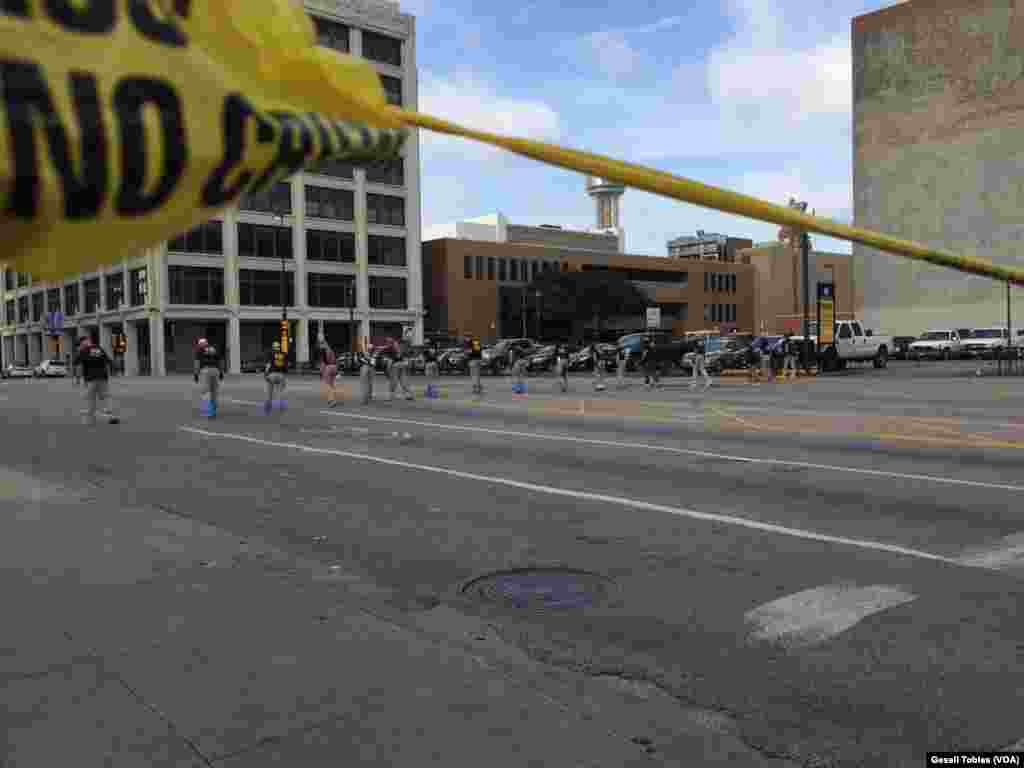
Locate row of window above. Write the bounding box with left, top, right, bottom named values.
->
left=583, top=265, right=689, bottom=284
left=168, top=221, right=407, bottom=263
left=167, top=267, right=407, bottom=309
left=2, top=269, right=148, bottom=323
left=705, top=272, right=737, bottom=293
left=238, top=160, right=406, bottom=216
left=236, top=184, right=407, bottom=222
left=704, top=303, right=737, bottom=323
left=464, top=255, right=568, bottom=282
left=313, top=17, right=403, bottom=68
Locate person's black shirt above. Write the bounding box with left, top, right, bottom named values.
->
left=196, top=344, right=223, bottom=369
left=75, top=347, right=111, bottom=382
left=467, top=341, right=482, bottom=360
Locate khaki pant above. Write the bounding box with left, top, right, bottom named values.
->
left=690, top=354, right=711, bottom=388
left=469, top=359, right=482, bottom=394
left=389, top=359, right=413, bottom=400
left=592, top=357, right=606, bottom=389
left=513, top=359, right=526, bottom=388
left=200, top=367, right=220, bottom=407
left=266, top=371, right=286, bottom=402
left=617, top=357, right=628, bottom=388
left=320, top=364, right=339, bottom=404
left=783, top=354, right=797, bottom=379
left=83, top=379, right=113, bottom=424
left=556, top=359, right=569, bottom=392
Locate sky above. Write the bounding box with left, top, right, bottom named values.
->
left=400, top=0, right=892, bottom=256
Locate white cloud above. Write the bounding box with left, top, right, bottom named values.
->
left=573, top=16, right=689, bottom=79
left=731, top=170, right=852, bottom=219
left=418, top=71, right=563, bottom=161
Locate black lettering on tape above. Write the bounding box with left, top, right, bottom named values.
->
left=113, top=77, right=186, bottom=215
left=308, top=112, right=336, bottom=163
left=331, top=121, right=351, bottom=155
left=44, top=0, right=115, bottom=34
left=201, top=93, right=275, bottom=207
left=249, top=110, right=313, bottom=191
left=1, top=60, right=107, bottom=219
left=129, top=1, right=187, bottom=47
left=173, top=0, right=191, bottom=18
left=1, top=0, right=28, bottom=17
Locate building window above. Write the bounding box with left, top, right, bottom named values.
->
left=310, top=156, right=354, bottom=180
left=487, top=257, right=495, bottom=280
left=704, top=272, right=709, bottom=292
left=369, top=276, right=406, bottom=308
left=18, top=296, right=28, bottom=323
left=531, top=261, right=539, bottom=280
left=509, top=260, right=518, bottom=281
left=364, top=157, right=404, bottom=186
left=703, top=303, right=711, bottom=322
left=363, top=30, right=402, bottom=67
left=106, top=272, right=125, bottom=310
left=168, top=266, right=225, bottom=305
left=582, top=265, right=687, bottom=284
left=379, top=75, right=402, bottom=106
left=4, top=299, right=13, bottom=325
left=46, top=288, right=60, bottom=315
left=562, top=262, right=569, bottom=272
left=306, top=229, right=356, bottom=263
left=238, top=269, right=291, bottom=306
left=84, top=279, right=101, bottom=313
left=17, top=272, right=28, bottom=288
left=368, top=235, right=406, bottom=267
left=240, top=182, right=292, bottom=215
left=305, top=185, right=354, bottom=220
left=308, top=273, right=355, bottom=308
left=475, top=255, right=483, bottom=280
left=366, top=193, right=405, bottom=226
left=168, top=220, right=224, bottom=254
left=4, top=271, right=13, bottom=291
left=237, top=223, right=293, bottom=259
left=64, top=284, right=79, bottom=316
left=731, top=274, right=737, bottom=292
left=31, top=292, right=43, bottom=322
left=498, top=259, right=507, bottom=282
left=313, top=16, right=349, bottom=52
left=464, top=255, right=473, bottom=280
left=130, top=268, right=147, bottom=306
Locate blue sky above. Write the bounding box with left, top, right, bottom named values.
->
left=401, top=0, right=892, bottom=255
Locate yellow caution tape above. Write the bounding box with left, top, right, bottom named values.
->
left=2, top=0, right=1022, bottom=288
left=0, top=0, right=405, bottom=281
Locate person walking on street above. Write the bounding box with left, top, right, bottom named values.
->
left=73, top=337, right=119, bottom=425
left=617, top=346, right=630, bottom=389
left=642, top=337, right=661, bottom=389
left=389, top=337, right=414, bottom=401
left=689, top=337, right=711, bottom=392
left=319, top=341, right=340, bottom=407
left=782, top=333, right=797, bottom=381
left=264, top=340, right=289, bottom=414
left=556, top=342, right=570, bottom=393
left=193, top=338, right=225, bottom=418
left=589, top=342, right=606, bottom=391
left=467, top=336, right=484, bottom=395
left=424, top=344, right=440, bottom=398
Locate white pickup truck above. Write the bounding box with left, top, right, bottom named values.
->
left=794, top=320, right=892, bottom=371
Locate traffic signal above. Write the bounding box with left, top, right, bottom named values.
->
left=279, top=320, right=289, bottom=354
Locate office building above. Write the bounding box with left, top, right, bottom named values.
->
left=1, top=0, right=422, bottom=374
left=668, top=232, right=753, bottom=263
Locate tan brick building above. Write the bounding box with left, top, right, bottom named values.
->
left=739, top=243, right=856, bottom=334
left=422, top=239, right=757, bottom=343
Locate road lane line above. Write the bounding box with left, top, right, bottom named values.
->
left=179, top=426, right=967, bottom=568
left=318, top=411, right=1024, bottom=493
left=745, top=584, right=918, bottom=648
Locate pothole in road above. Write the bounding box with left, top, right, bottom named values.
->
left=460, top=567, right=614, bottom=611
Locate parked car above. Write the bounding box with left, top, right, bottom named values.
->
left=961, top=327, right=1008, bottom=358
left=482, top=338, right=535, bottom=374
left=438, top=347, right=468, bottom=375
left=525, top=345, right=558, bottom=373
left=241, top=358, right=265, bottom=373
left=892, top=336, right=917, bottom=360
left=3, top=363, right=34, bottom=379
left=569, top=343, right=617, bottom=372
left=820, top=320, right=892, bottom=370
left=34, top=359, right=67, bottom=378
left=909, top=329, right=963, bottom=360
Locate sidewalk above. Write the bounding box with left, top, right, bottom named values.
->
left=0, top=465, right=796, bottom=767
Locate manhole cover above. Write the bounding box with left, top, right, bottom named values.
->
left=461, top=567, right=613, bottom=611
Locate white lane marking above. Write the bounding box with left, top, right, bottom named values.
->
left=745, top=584, right=917, bottom=648
left=957, top=533, right=1024, bottom=571
left=319, top=411, right=1024, bottom=493
left=179, top=426, right=965, bottom=568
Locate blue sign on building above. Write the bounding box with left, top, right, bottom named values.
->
left=45, top=311, right=64, bottom=335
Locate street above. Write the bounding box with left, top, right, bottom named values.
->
left=2, top=362, right=1023, bottom=767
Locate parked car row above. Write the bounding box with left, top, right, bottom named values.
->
left=1, top=359, right=68, bottom=379
left=891, top=327, right=1023, bottom=360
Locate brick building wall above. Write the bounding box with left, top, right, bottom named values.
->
left=853, top=0, right=1024, bottom=336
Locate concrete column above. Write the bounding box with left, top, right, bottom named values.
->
left=149, top=312, right=165, bottom=376
left=98, top=272, right=107, bottom=313
left=228, top=314, right=240, bottom=374
left=404, top=23, right=423, bottom=346
left=293, top=179, right=309, bottom=365
left=124, top=320, right=139, bottom=376
left=222, top=210, right=239, bottom=307
left=355, top=167, right=371, bottom=351
left=296, top=317, right=309, bottom=364
left=100, top=322, right=113, bottom=354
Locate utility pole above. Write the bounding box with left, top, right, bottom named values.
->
left=802, top=231, right=811, bottom=370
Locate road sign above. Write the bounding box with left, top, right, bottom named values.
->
left=817, top=283, right=835, bottom=345
left=646, top=307, right=661, bottom=329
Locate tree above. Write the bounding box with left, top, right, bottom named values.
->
left=525, top=269, right=649, bottom=340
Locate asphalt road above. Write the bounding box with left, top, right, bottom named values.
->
left=3, top=363, right=1023, bottom=767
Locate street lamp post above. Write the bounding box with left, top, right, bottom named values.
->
left=348, top=281, right=355, bottom=357
left=535, top=291, right=542, bottom=341
left=273, top=214, right=288, bottom=355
